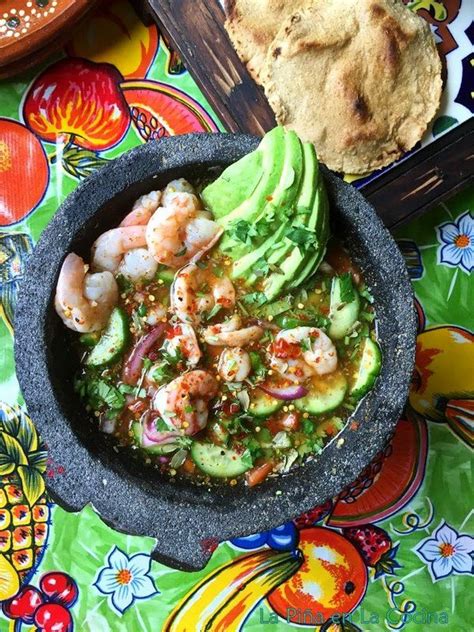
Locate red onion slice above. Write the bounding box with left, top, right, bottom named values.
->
left=260, top=383, right=308, bottom=401
left=122, top=323, right=165, bottom=385
left=142, top=415, right=179, bottom=446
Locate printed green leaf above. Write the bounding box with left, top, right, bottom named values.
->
left=432, top=116, right=458, bottom=138
left=28, top=450, right=48, bottom=473
left=62, top=147, right=110, bottom=180
left=16, top=411, right=39, bottom=454
left=17, top=465, right=46, bottom=507
left=0, top=432, right=28, bottom=467
left=0, top=403, right=21, bottom=437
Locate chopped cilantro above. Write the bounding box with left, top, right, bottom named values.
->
left=115, top=274, right=133, bottom=293
left=76, top=376, right=125, bottom=414
left=249, top=351, right=267, bottom=380
left=137, top=303, right=147, bottom=317
left=302, top=419, right=315, bottom=434
left=286, top=227, right=317, bottom=249
left=155, top=418, right=170, bottom=431
left=175, top=244, right=187, bottom=257
left=230, top=220, right=257, bottom=244
left=254, top=258, right=270, bottom=278
left=338, top=273, right=356, bottom=304
left=241, top=291, right=267, bottom=307
left=359, top=284, right=374, bottom=304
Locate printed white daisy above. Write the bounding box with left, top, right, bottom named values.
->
left=437, top=210, right=474, bottom=274
left=94, top=546, right=159, bottom=615
left=415, top=521, right=474, bottom=582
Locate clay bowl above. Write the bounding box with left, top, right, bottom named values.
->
left=15, top=133, right=416, bottom=570
left=0, top=0, right=97, bottom=79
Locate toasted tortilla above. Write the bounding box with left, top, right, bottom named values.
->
left=260, top=0, right=442, bottom=173
left=224, top=0, right=306, bottom=80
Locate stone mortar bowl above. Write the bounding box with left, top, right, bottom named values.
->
left=15, top=133, right=416, bottom=570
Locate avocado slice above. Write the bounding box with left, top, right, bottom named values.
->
left=231, top=223, right=288, bottom=281
left=202, top=127, right=330, bottom=304
left=203, top=127, right=285, bottom=228
left=260, top=143, right=325, bottom=300
left=247, top=142, right=319, bottom=289
left=201, top=150, right=263, bottom=219
left=216, top=129, right=305, bottom=259
left=286, top=182, right=330, bottom=290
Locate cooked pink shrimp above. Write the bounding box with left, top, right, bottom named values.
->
left=91, top=226, right=147, bottom=273
left=163, top=323, right=202, bottom=366
left=120, top=191, right=162, bottom=227
left=270, top=327, right=338, bottom=382
left=218, top=347, right=251, bottom=382
left=54, top=253, right=118, bottom=332
left=117, top=247, right=158, bottom=282
left=146, top=192, right=223, bottom=268
left=203, top=314, right=264, bottom=347
left=161, top=178, right=195, bottom=207
left=152, top=370, right=218, bottom=435
left=171, top=263, right=235, bottom=324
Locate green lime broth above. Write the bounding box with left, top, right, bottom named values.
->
left=75, top=240, right=377, bottom=487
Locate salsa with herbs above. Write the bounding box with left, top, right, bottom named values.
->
left=56, top=173, right=381, bottom=488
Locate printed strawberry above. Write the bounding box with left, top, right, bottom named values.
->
left=294, top=499, right=333, bottom=529
left=342, top=524, right=400, bottom=579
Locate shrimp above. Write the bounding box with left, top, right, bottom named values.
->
left=120, top=190, right=161, bottom=227
left=54, top=253, right=118, bottom=332
left=270, top=327, right=338, bottom=383
left=91, top=226, right=147, bottom=273
left=163, top=324, right=202, bottom=366
left=161, top=178, right=195, bottom=207
left=117, top=247, right=158, bottom=282
left=203, top=314, right=264, bottom=347
left=145, top=304, right=167, bottom=326
left=146, top=192, right=223, bottom=268
left=171, top=263, right=235, bottom=324
left=218, top=347, right=251, bottom=382
left=152, top=370, right=218, bottom=435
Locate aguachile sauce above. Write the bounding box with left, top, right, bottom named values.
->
left=55, top=128, right=382, bottom=487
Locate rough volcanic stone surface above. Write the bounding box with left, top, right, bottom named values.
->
left=15, top=133, right=416, bottom=570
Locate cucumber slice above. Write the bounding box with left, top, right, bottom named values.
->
left=328, top=275, right=360, bottom=340
left=191, top=442, right=253, bottom=478
left=249, top=388, right=284, bottom=417
left=295, top=371, right=348, bottom=415
left=131, top=422, right=178, bottom=455
left=156, top=267, right=175, bottom=285
left=79, top=332, right=100, bottom=348
left=85, top=307, right=129, bottom=367
left=350, top=337, right=382, bottom=399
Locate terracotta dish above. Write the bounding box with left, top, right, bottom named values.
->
left=0, top=0, right=97, bottom=79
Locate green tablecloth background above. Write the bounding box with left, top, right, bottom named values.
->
left=0, top=1, right=472, bottom=630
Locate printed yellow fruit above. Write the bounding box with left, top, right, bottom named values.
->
left=0, top=403, right=49, bottom=590
left=163, top=548, right=302, bottom=632
left=0, top=552, right=19, bottom=600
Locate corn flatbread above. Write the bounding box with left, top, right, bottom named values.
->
left=261, top=0, right=442, bottom=173
left=224, top=0, right=306, bottom=80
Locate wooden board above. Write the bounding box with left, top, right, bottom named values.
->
left=141, top=0, right=473, bottom=229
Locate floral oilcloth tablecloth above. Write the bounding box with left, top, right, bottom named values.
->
left=0, top=1, right=472, bottom=631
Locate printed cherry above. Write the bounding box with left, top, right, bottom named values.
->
left=34, top=603, right=73, bottom=632
left=2, top=585, right=44, bottom=623
left=40, top=572, right=78, bottom=607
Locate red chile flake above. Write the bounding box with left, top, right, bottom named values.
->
left=272, top=338, right=301, bottom=359
left=165, top=324, right=182, bottom=339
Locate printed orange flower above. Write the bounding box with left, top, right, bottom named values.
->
left=65, top=0, right=158, bottom=79
left=23, top=58, right=130, bottom=152
left=0, top=119, right=49, bottom=226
